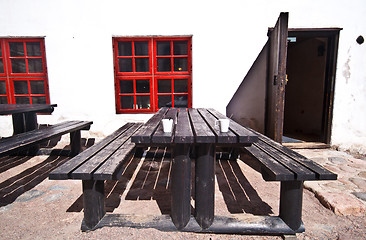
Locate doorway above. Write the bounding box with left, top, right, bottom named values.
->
left=283, top=29, right=341, bottom=145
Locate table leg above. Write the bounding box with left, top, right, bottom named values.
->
left=279, top=180, right=304, bottom=231
left=195, top=143, right=215, bottom=229
left=82, top=180, right=106, bottom=231
left=70, top=130, right=82, bottom=156
left=171, top=144, right=191, bottom=230
left=12, top=113, right=26, bottom=135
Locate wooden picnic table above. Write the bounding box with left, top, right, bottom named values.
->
left=131, top=107, right=258, bottom=230
left=0, top=104, right=57, bottom=135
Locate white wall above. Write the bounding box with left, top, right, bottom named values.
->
left=1, top=0, right=365, bottom=154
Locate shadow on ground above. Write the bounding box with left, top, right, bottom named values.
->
left=0, top=138, right=94, bottom=207
left=66, top=147, right=273, bottom=216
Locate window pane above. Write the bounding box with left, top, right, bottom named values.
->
left=135, top=58, right=149, bottom=72
left=0, top=96, right=8, bottom=104
left=11, top=59, right=27, bottom=73
left=157, top=58, right=171, bottom=72
left=174, top=79, right=188, bottom=93
left=120, top=80, right=134, bottom=93
left=136, top=79, right=150, bottom=93
left=173, top=41, right=188, bottom=55
left=136, top=95, right=150, bottom=109
left=118, top=41, right=132, bottom=56
left=158, top=95, right=172, bottom=108
left=28, top=58, right=44, bottom=73
left=174, top=95, right=188, bottom=108
left=0, top=81, right=6, bottom=94
left=15, top=96, right=30, bottom=104
left=135, top=41, right=149, bottom=56
left=157, top=41, right=171, bottom=56
left=30, top=80, right=45, bottom=94
left=9, top=42, right=25, bottom=57
left=119, top=58, right=133, bottom=72
left=174, top=57, right=187, bottom=71
left=158, top=79, right=171, bottom=93
left=0, top=60, right=4, bottom=73
left=14, top=81, right=29, bottom=94
left=32, top=96, right=46, bottom=104
left=120, top=95, right=134, bottom=109
left=26, top=42, right=42, bottom=57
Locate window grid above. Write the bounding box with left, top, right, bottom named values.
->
left=114, top=37, right=192, bottom=113
left=0, top=38, right=50, bottom=104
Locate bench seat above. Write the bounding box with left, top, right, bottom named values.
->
left=236, top=127, right=337, bottom=232
left=49, top=122, right=143, bottom=231
left=0, top=120, right=93, bottom=157
left=239, top=128, right=337, bottom=182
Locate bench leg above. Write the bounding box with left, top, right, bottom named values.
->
left=279, top=181, right=304, bottom=231
left=171, top=144, right=191, bottom=230
left=195, top=143, right=215, bottom=229
left=81, top=180, right=106, bottom=231
left=70, top=130, right=82, bottom=156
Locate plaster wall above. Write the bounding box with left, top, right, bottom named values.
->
left=0, top=0, right=365, bottom=154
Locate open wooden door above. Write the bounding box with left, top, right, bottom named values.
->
left=265, top=12, right=289, bottom=143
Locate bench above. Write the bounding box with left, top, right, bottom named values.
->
left=237, top=128, right=337, bottom=233
left=49, top=122, right=143, bottom=231
left=0, top=120, right=93, bottom=157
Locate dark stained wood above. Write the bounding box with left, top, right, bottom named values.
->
left=49, top=123, right=135, bottom=180
left=266, top=12, right=289, bottom=143
left=171, top=144, right=191, bottom=230
left=71, top=123, right=142, bottom=180
left=207, top=108, right=258, bottom=144
left=197, top=108, right=237, bottom=144
left=241, top=145, right=294, bottom=181
left=0, top=120, right=92, bottom=156
left=0, top=104, right=57, bottom=115
left=174, top=108, right=194, bottom=143
left=151, top=108, right=177, bottom=144
left=187, top=108, right=215, bottom=143
left=131, top=108, right=169, bottom=143
left=247, top=127, right=337, bottom=180
left=241, top=126, right=337, bottom=181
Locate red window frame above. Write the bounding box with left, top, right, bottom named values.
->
left=113, top=36, right=192, bottom=113
left=0, top=38, right=50, bottom=104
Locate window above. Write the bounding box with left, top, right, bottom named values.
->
left=0, top=38, right=50, bottom=104
left=113, top=37, right=192, bottom=113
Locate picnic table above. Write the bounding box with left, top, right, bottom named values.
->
left=131, top=107, right=258, bottom=230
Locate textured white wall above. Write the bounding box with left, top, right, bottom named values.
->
left=0, top=0, right=365, bottom=154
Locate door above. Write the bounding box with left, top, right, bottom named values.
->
left=265, top=12, right=289, bottom=143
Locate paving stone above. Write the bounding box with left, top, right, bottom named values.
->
left=328, top=157, right=346, bottom=164
left=349, top=178, right=366, bottom=191
left=15, top=190, right=45, bottom=202
left=358, top=171, right=366, bottom=179
left=315, top=191, right=366, bottom=216
left=352, top=192, right=366, bottom=202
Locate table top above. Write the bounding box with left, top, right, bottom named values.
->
left=0, top=104, right=57, bottom=115
left=131, top=107, right=258, bottom=145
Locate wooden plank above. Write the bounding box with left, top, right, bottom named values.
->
left=188, top=108, right=215, bottom=143
left=0, top=121, right=92, bottom=156
left=49, top=123, right=134, bottom=180
left=71, top=123, right=142, bottom=180
left=207, top=108, right=258, bottom=144
left=0, top=104, right=57, bottom=115
left=151, top=108, right=177, bottom=144
left=197, top=108, right=237, bottom=144
left=256, top=140, right=316, bottom=180
left=131, top=108, right=169, bottom=144
left=174, top=108, right=194, bottom=144
left=246, top=127, right=337, bottom=180
left=242, top=145, right=294, bottom=181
